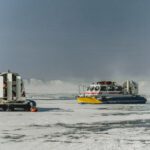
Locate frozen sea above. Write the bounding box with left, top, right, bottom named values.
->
left=0, top=97, right=150, bottom=150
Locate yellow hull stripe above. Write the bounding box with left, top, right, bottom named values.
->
left=77, top=97, right=102, bottom=104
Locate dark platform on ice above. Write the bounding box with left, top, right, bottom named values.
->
left=100, top=95, right=147, bottom=104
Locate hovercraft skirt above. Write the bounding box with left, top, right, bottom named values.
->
left=77, top=96, right=147, bottom=104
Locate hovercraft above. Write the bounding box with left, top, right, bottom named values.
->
left=0, top=70, right=38, bottom=111
left=77, top=80, right=147, bottom=104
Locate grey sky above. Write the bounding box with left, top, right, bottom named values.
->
left=0, top=0, right=150, bottom=80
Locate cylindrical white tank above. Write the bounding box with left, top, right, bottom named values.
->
left=0, top=76, right=3, bottom=98
left=16, top=76, right=21, bottom=100
left=126, top=80, right=130, bottom=94
left=7, top=73, right=12, bottom=100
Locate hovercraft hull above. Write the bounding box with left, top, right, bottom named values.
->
left=77, top=95, right=147, bottom=104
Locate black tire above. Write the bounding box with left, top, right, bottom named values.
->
left=25, top=104, right=31, bottom=111
left=9, top=106, right=15, bottom=111
left=2, top=106, right=7, bottom=111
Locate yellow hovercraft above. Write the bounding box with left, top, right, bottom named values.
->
left=77, top=81, right=147, bottom=104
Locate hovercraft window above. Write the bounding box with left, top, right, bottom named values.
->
left=107, top=86, right=115, bottom=91
left=95, top=86, right=100, bottom=91
left=90, top=87, right=94, bottom=91
left=115, top=86, right=122, bottom=91
left=100, top=86, right=107, bottom=91
left=87, top=87, right=90, bottom=91
left=117, top=86, right=122, bottom=91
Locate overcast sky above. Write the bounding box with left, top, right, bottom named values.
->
left=0, top=0, right=150, bottom=81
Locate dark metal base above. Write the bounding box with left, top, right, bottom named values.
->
left=0, top=99, right=37, bottom=111
left=100, top=95, right=147, bottom=104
